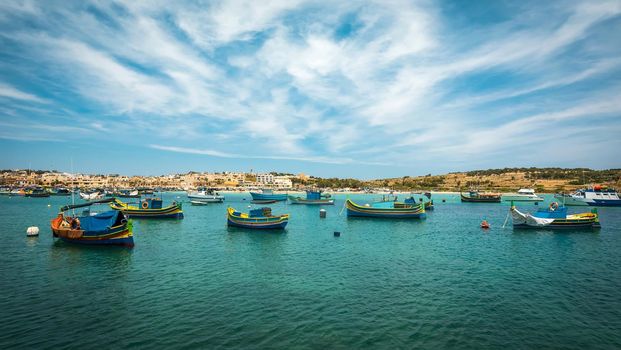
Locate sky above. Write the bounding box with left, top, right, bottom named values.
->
left=0, top=0, right=620, bottom=179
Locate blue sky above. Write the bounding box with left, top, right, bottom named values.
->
left=1, top=0, right=620, bottom=179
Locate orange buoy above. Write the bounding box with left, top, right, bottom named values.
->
left=480, top=220, right=490, bottom=229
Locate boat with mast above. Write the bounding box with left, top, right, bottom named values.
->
left=50, top=198, right=134, bottom=246
left=510, top=202, right=600, bottom=230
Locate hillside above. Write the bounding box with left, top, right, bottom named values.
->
left=364, top=168, right=621, bottom=193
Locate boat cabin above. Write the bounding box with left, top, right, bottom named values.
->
left=141, top=197, right=163, bottom=209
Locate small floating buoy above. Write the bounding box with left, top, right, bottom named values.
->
left=319, top=209, right=326, bottom=218
left=334, top=231, right=340, bottom=237
left=480, top=220, right=490, bottom=229
left=26, top=226, right=39, bottom=237
left=47, top=204, right=51, bottom=207
left=534, top=202, right=538, bottom=205
left=442, top=199, right=446, bottom=203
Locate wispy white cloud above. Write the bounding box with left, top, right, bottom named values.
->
left=0, top=0, right=620, bottom=175
left=0, top=83, right=48, bottom=103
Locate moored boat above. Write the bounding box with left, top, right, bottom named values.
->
left=559, top=186, right=621, bottom=207
left=187, top=188, right=224, bottom=203
left=460, top=190, right=501, bottom=203
left=250, top=189, right=287, bottom=202
left=554, top=193, right=589, bottom=206
left=116, top=189, right=140, bottom=198
left=110, top=197, right=183, bottom=219
left=51, top=187, right=72, bottom=196
left=227, top=207, right=289, bottom=229
left=346, top=199, right=426, bottom=219
left=251, top=200, right=278, bottom=204
left=50, top=198, right=134, bottom=247
left=502, top=188, right=543, bottom=202
left=404, top=196, right=434, bottom=210
left=288, top=190, right=334, bottom=205
left=511, top=202, right=600, bottom=230
left=25, top=187, right=50, bottom=197
left=80, top=191, right=103, bottom=201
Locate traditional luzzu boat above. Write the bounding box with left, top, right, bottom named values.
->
left=50, top=198, right=134, bottom=247
left=460, top=190, right=501, bottom=203
left=510, top=202, right=600, bottom=230
left=346, top=199, right=426, bottom=219
left=110, top=197, right=184, bottom=219
left=250, top=189, right=288, bottom=202
left=25, top=187, right=50, bottom=197
left=227, top=207, right=289, bottom=229
left=404, top=196, right=434, bottom=211
left=288, top=190, right=334, bottom=205
left=116, top=189, right=140, bottom=198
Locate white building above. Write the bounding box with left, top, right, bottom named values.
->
left=256, top=173, right=274, bottom=184
left=273, top=176, right=293, bottom=189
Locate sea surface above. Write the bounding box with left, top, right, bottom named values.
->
left=1, top=192, right=620, bottom=349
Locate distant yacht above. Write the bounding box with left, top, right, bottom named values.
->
left=502, top=188, right=544, bottom=202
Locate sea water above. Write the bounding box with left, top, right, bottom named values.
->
left=1, top=193, right=620, bottom=349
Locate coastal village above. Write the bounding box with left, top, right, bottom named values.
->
left=1, top=168, right=619, bottom=193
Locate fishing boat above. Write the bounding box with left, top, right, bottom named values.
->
left=249, top=189, right=287, bottom=202
left=510, top=202, right=600, bottom=230
left=288, top=190, right=334, bottom=205
left=10, top=188, right=26, bottom=196
left=80, top=191, right=103, bottom=201
left=116, top=189, right=140, bottom=198
left=502, top=188, right=543, bottom=202
left=25, top=187, right=50, bottom=197
left=346, top=199, right=426, bottom=219
left=0, top=187, right=11, bottom=195
left=460, top=190, right=501, bottom=203
left=404, top=196, right=434, bottom=210
left=190, top=200, right=209, bottom=206
left=50, top=187, right=71, bottom=196
left=110, top=197, right=183, bottom=219
left=556, top=186, right=621, bottom=207
left=251, top=200, right=278, bottom=204
left=187, top=187, right=224, bottom=203
left=227, top=207, right=289, bottom=229
left=50, top=198, right=134, bottom=247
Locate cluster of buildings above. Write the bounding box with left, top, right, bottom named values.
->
left=0, top=170, right=299, bottom=190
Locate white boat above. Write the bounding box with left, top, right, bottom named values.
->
left=79, top=191, right=103, bottom=200
left=554, top=193, right=589, bottom=206
left=502, top=188, right=544, bottom=202
left=560, top=186, right=621, bottom=207
left=187, top=188, right=224, bottom=203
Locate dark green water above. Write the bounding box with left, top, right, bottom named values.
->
left=1, top=193, right=620, bottom=349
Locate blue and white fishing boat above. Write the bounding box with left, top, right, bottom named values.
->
left=511, top=202, right=600, bottom=229
left=227, top=207, right=289, bottom=229
left=288, top=190, right=334, bottom=205
left=250, top=189, right=287, bottom=202
left=560, top=186, right=621, bottom=207
left=346, top=199, right=426, bottom=219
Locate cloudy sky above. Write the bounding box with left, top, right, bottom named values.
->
left=1, top=0, right=620, bottom=178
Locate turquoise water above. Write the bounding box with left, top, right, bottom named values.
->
left=1, top=193, right=620, bottom=349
